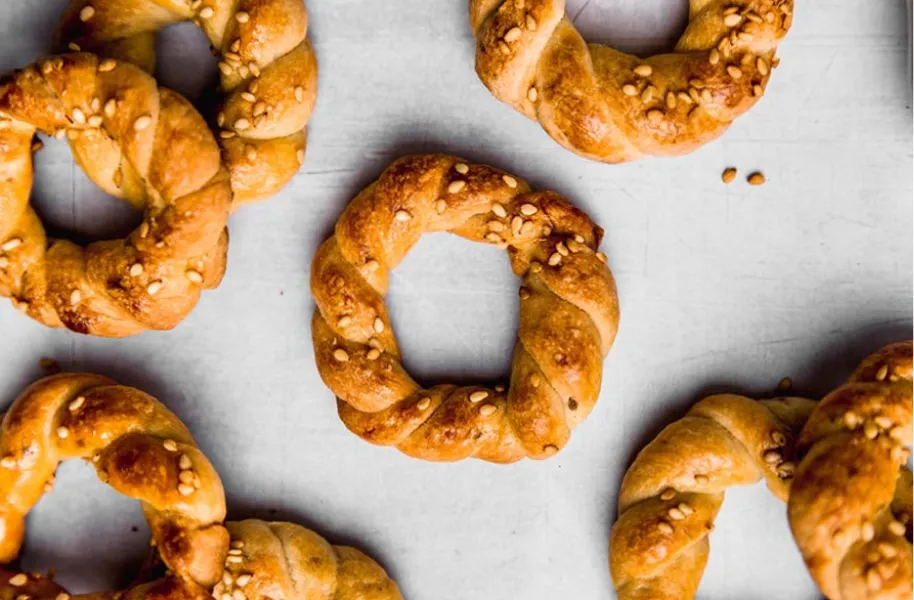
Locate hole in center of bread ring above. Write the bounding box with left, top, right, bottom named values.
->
left=310, top=154, right=621, bottom=464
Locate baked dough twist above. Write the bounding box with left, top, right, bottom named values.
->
left=470, top=0, right=793, bottom=162
left=311, top=154, right=619, bottom=463
left=215, top=520, right=402, bottom=600
left=0, top=373, right=229, bottom=587
left=0, top=53, right=230, bottom=337
left=788, top=341, right=913, bottom=600
left=57, top=0, right=318, bottom=206
left=609, top=393, right=817, bottom=599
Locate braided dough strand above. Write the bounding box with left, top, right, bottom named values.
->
left=216, top=520, right=402, bottom=600
left=609, top=394, right=817, bottom=599
left=0, top=373, right=229, bottom=587
left=789, top=341, right=913, bottom=600
left=311, top=154, right=619, bottom=463
left=57, top=0, right=318, bottom=207
left=0, top=54, right=230, bottom=337
left=470, top=0, right=793, bottom=162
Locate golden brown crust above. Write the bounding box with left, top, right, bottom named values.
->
left=0, top=53, right=230, bottom=337
left=609, top=394, right=817, bottom=599
left=788, top=341, right=913, bottom=600
left=0, top=373, right=229, bottom=588
left=469, top=0, right=793, bottom=162
left=311, top=154, right=619, bottom=463
left=56, top=0, right=318, bottom=206
left=216, top=520, right=402, bottom=600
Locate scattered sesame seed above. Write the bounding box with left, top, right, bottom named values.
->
left=864, top=421, right=879, bottom=439
left=80, top=5, right=96, bottom=21
left=178, top=483, right=195, bottom=496
left=9, top=574, right=28, bottom=586
left=723, top=13, right=741, bottom=27
left=69, top=290, right=81, bottom=305
left=666, top=92, right=677, bottom=109
left=498, top=41, right=510, bottom=55
left=104, top=99, right=116, bottom=117
left=235, top=11, right=249, bottom=22
left=646, top=109, right=664, bottom=124
left=394, top=209, right=412, bottom=222
left=657, top=521, right=673, bottom=534
left=660, top=489, right=676, bottom=501
left=69, top=396, right=85, bottom=411
left=889, top=520, right=905, bottom=536
left=72, top=108, right=87, bottom=124
left=68, top=42, right=81, bottom=51
left=417, top=397, right=431, bottom=410
left=520, top=203, right=537, bottom=216
left=757, top=57, right=769, bottom=75
left=134, top=115, right=152, bottom=131
left=527, top=87, right=538, bottom=102
left=435, top=199, right=447, bottom=214
left=679, top=503, right=694, bottom=515
left=543, top=444, right=558, bottom=455
left=526, top=14, right=537, bottom=30
left=448, top=180, right=466, bottom=194
left=235, top=573, right=252, bottom=586
left=98, top=58, right=117, bottom=72
left=366, top=349, right=381, bottom=361
left=147, top=281, right=162, bottom=295
left=866, top=569, right=881, bottom=591
left=186, top=269, right=204, bottom=284
left=633, top=64, right=652, bottom=77
left=709, top=49, right=720, bottom=65
left=876, top=364, right=889, bottom=381
left=504, top=27, right=522, bottom=42
left=333, top=348, right=349, bottom=362
left=595, top=252, right=608, bottom=263
left=199, top=6, right=214, bottom=18
left=747, top=172, right=766, bottom=186
left=622, top=84, right=637, bottom=96
left=771, top=431, right=786, bottom=445
left=726, top=65, right=743, bottom=80
left=163, top=439, right=178, bottom=452
left=763, top=449, right=781, bottom=464
left=218, top=62, right=232, bottom=76
left=641, top=85, right=654, bottom=103
left=56, top=426, right=69, bottom=438
left=503, top=174, right=518, bottom=188
left=1, top=456, right=16, bottom=469
left=548, top=253, right=562, bottom=266
left=88, top=115, right=103, bottom=127
left=365, top=259, right=379, bottom=272
left=454, top=163, right=469, bottom=174
left=479, top=404, right=497, bottom=417
left=721, top=167, right=738, bottom=184
left=469, top=391, right=489, bottom=403
left=668, top=507, right=685, bottom=520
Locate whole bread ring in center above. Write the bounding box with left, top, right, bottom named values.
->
left=311, top=154, right=620, bottom=463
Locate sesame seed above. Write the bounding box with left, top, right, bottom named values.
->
left=726, top=65, right=743, bottom=80
left=394, top=209, right=412, bottom=222
left=679, top=503, right=694, bottom=515
left=185, top=270, right=203, bottom=283
left=527, top=87, right=538, bottom=102
left=503, top=174, right=518, bottom=188
left=633, top=64, right=652, bottom=77
left=336, top=316, right=352, bottom=328
left=178, top=483, right=195, bottom=496
left=416, top=397, right=431, bottom=410
left=199, top=6, right=214, bottom=18
left=547, top=252, right=562, bottom=266
left=134, top=115, right=152, bottom=131
left=147, top=281, right=162, bottom=295
left=504, top=27, right=522, bottom=42
left=468, top=391, right=489, bottom=403
left=68, top=42, right=81, bottom=51
left=777, top=461, right=795, bottom=478
left=701, top=89, right=712, bottom=103
left=479, top=404, right=497, bottom=417
left=67, top=289, right=81, bottom=305
left=721, top=167, right=737, bottom=184
left=763, top=449, right=781, bottom=464
left=747, top=172, right=766, bottom=186
left=365, top=259, right=379, bottom=272
left=234, top=118, right=250, bottom=130
left=520, top=203, right=537, bottom=216
left=640, top=86, right=654, bottom=103
left=866, top=569, right=881, bottom=591
left=595, top=252, right=608, bottom=263
left=366, top=349, right=381, bottom=361
left=103, top=99, right=117, bottom=117
left=231, top=39, right=241, bottom=52
left=657, top=521, right=673, bottom=534
left=448, top=180, right=466, bottom=194
left=485, top=232, right=502, bottom=243
left=72, top=108, right=87, bottom=124
left=498, top=41, right=510, bottom=55
left=98, top=59, right=117, bottom=72
left=738, top=32, right=754, bottom=41
left=333, top=348, right=349, bottom=362
left=249, top=62, right=260, bottom=76
left=0, top=257, right=7, bottom=269
left=223, top=572, right=234, bottom=586
left=492, top=203, right=508, bottom=218
left=757, top=57, right=769, bottom=75
left=454, top=163, right=469, bottom=174
left=435, top=199, right=447, bottom=213
left=218, top=62, right=232, bottom=76
left=1, top=456, right=16, bottom=469
left=556, top=242, right=569, bottom=256
left=80, top=5, right=96, bottom=21
left=9, top=574, right=28, bottom=586
left=526, top=14, right=537, bottom=30
left=235, top=573, right=252, bottom=586
left=372, top=317, right=384, bottom=333
left=232, top=590, right=246, bottom=600
left=878, top=542, right=898, bottom=558
left=88, top=115, right=103, bottom=127
left=179, top=470, right=195, bottom=484
left=297, top=148, right=305, bottom=163
left=723, top=13, right=741, bottom=27
left=752, top=84, right=763, bottom=97
left=876, top=364, right=889, bottom=381
left=666, top=92, right=677, bottom=109
left=57, top=426, right=69, bottom=438
left=543, top=444, right=558, bottom=455
left=57, top=594, right=70, bottom=600
left=864, top=421, right=879, bottom=439
left=689, top=88, right=701, bottom=103
left=660, top=489, right=676, bottom=501
left=127, top=263, right=143, bottom=277
left=163, top=439, right=178, bottom=452
left=0, top=238, right=22, bottom=252
left=494, top=384, right=505, bottom=392
left=518, top=287, right=530, bottom=300
left=488, top=220, right=505, bottom=232
left=68, top=396, right=86, bottom=412
left=668, top=507, right=685, bottom=520
left=246, top=145, right=257, bottom=160
left=889, top=520, right=905, bottom=535
left=622, top=84, right=637, bottom=96
left=235, top=11, right=249, bottom=22
left=227, top=556, right=243, bottom=564
left=228, top=548, right=243, bottom=556
left=771, top=431, right=786, bottom=445
left=646, top=109, right=664, bottom=124
left=709, top=49, right=720, bottom=65
left=222, top=592, right=233, bottom=600
left=240, top=92, right=256, bottom=102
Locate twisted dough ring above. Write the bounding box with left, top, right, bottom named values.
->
left=609, top=393, right=817, bottom=599
left=789, top=341, right=913, bottom=600
left=212, top=520, right=402, bottom=600
left=0, top=373, right=229, bottom=588
left=470, top=0, right=793, bottom=162
left=0, top=54, right=230, bottom=337
left=311, top=154, right=619, bottom=463
left=57, top=0, right=318, bottom=207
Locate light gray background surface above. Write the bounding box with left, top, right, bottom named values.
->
left=1, top=1, right=912, bottom=598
